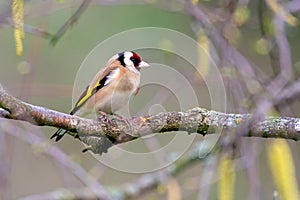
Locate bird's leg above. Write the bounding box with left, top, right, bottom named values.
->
left=97, top=110, right=110, bottom=124
left=111, top=113, right=123, bottom=118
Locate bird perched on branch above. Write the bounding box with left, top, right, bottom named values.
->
left=51, top=51, right=150, bottom=141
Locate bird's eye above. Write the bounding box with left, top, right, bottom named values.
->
left=130, top=57, right=139, bottom=66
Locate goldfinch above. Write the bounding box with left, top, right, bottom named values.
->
left=51, top=51, right=149, bottom=141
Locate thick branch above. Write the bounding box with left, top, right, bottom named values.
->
left=1, top=86, right=300, bottom=155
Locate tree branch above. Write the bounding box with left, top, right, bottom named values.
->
left=20, top=142, right=211, bottom=200
left=1, top=86, right=300, bottom=155
left=50, top=0, right=92, bottom=45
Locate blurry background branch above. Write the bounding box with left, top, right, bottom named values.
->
left=1, top=85, right=300, bottom=155
left=50, top=0, right=92, bottom=45
left=20, top=142, right=210, bottom=200
left=0, top=1, right=89, bottom=42
left=2, top=0, right=148, bottom=45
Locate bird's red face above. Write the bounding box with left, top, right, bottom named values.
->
left=119, top=51, right=150, bottom=72
left=130, top=52, right=142, bottom=68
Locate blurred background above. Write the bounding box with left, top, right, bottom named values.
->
left=0, top=0, right=300, bottom=199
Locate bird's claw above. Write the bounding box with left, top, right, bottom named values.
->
left=98, top=111, right=110, bottom=123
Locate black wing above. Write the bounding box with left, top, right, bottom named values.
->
left=69, top=71, right=112, bottom=115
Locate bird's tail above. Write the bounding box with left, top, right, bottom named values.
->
left=50, top=128, right=67, bottom=142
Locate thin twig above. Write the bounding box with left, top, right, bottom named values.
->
left=50, top=0, right=92, bottom=45
left=7, top=19, right=53, bottom=39
left=258, top=0, right=280, bottom=75
left=185, top=0, right=266, bottom=84
left=5, top=123, right=113, bottom=200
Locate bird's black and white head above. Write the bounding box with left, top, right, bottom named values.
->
left=117, top=51, right=149, bottom=73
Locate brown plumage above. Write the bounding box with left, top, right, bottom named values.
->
left=51, top=51, right=149, bottom=141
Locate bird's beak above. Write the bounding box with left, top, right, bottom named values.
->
left=139, top=61, right=150, bottom=68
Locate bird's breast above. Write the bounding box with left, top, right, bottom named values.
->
left=116, top=72, right=140, bottom=93
left=91, top=72, right=140, bottom=114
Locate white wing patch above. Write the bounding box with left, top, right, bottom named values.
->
left=104, top=68, right=119, bottom=86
